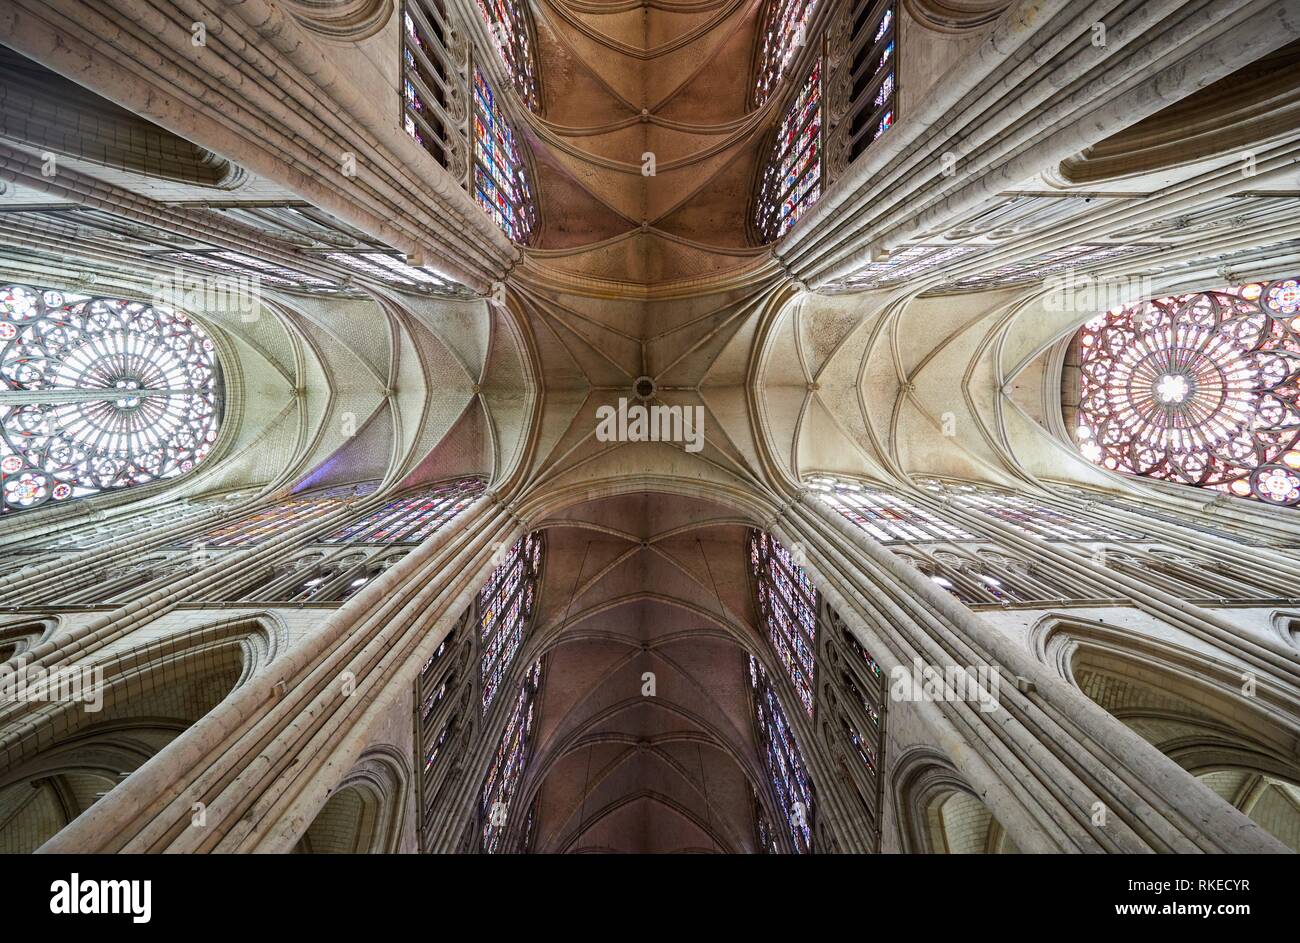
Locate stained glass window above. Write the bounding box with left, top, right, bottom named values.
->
left=322, top=478, right=484, bottom=544
left=521, top=794, right=540, bottom=853
left=478, top=531, right=544, bottom=711
left=179, top=482, right=376, bottom=548
left=421, top=675, right=455, bottom=728
left=749, top=530, right=817, bottom=716
left=752, top=785, right=779, bottom=853
left=480, top=658, right=542, bottom=853
left=422, top=634, right=454, bottom=676
left=419, top=628, right=462, bottom=773
left=403, top=1, right=461, bottom=173
left=841, top=622, right=881, bottom=679
left=424, top=715, right=458, bottom=774
left=473, top=0, right=540, bottom=110
left=1071, top=279, right=1300, bottom=505
left=417, top=634, right=469, bottom=852
left=917, top=478, right=1143, bottom=541
left=831, top=614, right=884, bottom=829
left=841, top=713, right=877, bottom=772
left=749, top=655, right=814, bottom=853
left=324, top=252, right=458, bottom=292
left=1104, top=547, right=1292, bottom=601
left=755, top=58, right=822, bottom=242
left=842, top=665, right=880, bottom=725
left=33, top=493, right=242, bottom=552
left=908, top=547, right=1084, bottom=605
left=845, top=2, right=896, bottom=162
left=0, top=284, right=222, bottom=514
left=838, top=624, right=881, bottom=741
left=754, top=0, right=818, bottom=107
left=472, top=68, right=537, bottom=244
left=806, top=474, right=977, bottom=542
left=1053, top=483, right=1269, bottom=546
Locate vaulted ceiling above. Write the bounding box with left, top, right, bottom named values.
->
left=4, top=0, right=1300, bottom=853
left=522, top=492, right=762, bottom=853
left=520, top=0, right=774, bottom=289
left=488, top=0, right=819, bottom=844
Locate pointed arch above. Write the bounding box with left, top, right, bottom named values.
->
left=296, top=745, right=411, bottom=854
left=0, top=613, right=282, bottom=852
left=1031, top=614, right=1300, bottom=849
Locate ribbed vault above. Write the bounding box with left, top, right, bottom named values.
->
left=522, top=0, right=773, bottom=288
left=520, top=491, right=770, bottom=853
left=180, top=291, right=531, bottom=501
left=6, top=0, right=1300, bottom=859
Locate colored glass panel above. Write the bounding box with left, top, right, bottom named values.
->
left=478, top=531, right=544, bottom=711
left=471, top=68, right=537, bottom=243
left=0, top=285, right=222, bottom=514
left=750, top=530, right=817, bottom=715
left=1072, top=280, right=1300, bottom=505
left=322, top=478, right=484, bottom=544
left=755, top=59, right=822, bottom=241
left=749, top=655, right=814, bottom=853
left=480, top=659, right=542, bottom=853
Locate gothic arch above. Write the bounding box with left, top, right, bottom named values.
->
left=10, top=0, right=1300, bottom=862
left=0, top=616, right=56, bottom=662
left=296, top=745, right=410, bottom=853
left=0, top=720, right=177, bottom=853
left=925, top=791, right=1021, bottom=854
left=1031, top=614, right=1300, bottom=848
left=1269, top=610, right=1300, bottom=652
left=889, top=746, right=1016, bottom=854
left=1057, top=39, right=1300, bottom=185
left=445, top=489, right=816, bottom=854
left=282, top=0, right=394, bottom=41
left=0, top=46, right=244, bottom=188
left=0, top=614, right=280, bottom=851
left=901, top=0, right=1011, bottom=33
left=1031, top=614, right=1300, bottom=749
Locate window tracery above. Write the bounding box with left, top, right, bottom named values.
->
left=749, top=655, right=815, bottom=853
left=418, top=625, right=471, bottom=845
left=806, top=475, right=1135, bottom=604
left=403, top=1, right=464, bottom=176
left=899, top=546, right=1084, bottom=605
left=32, top=493, right=242, bottom=553
left=754, top=0, right=819, bottom=107
left=179, top=483, right=377, bottom=548
left=1101, top=546, right=1295, bottom=601
left=1049, top=483, right=1267, bottom=545
left=477, top=531, right=544, bottom=711
left=322, top=478, right=484, bottom=543
left=1, top=285, right=222, bottom=515
left=480, top=659, right=542, bottom=853
left=752, top=785, right=779, bottom=853
left=835, top=1, right=895, bottom=166
left=226, top=547, right=403, bottom=604
left=472, top=0, right=540, bottom=110
left=755, top=58, right=823, bottom=242
left=1072, top=279, right=1300, bottom=505
left=471, top=68, right=537, bottom=243
left=401, top=3, right=538, bottom=244
left=916, top=478, right=1143, bottom=541
left=806, top=474, right=977, bottom=542
left=827, top=613, right=883, bottom=831
left=750, top=530, right=817, bottom=715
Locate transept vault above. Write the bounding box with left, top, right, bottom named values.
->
left=0, top=0, right=1299, bottom=860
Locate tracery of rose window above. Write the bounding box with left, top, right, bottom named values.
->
left=1072, top=278, right=1300, bottom=505
left=0, top=284, right=222, bottom=514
